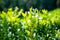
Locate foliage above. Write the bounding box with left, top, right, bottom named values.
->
left=0, top=7, right=60, bottom=40
left=0, top=0, right=59, bottom=11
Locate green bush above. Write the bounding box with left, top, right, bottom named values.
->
left=0, top=7, right=60, bottom=40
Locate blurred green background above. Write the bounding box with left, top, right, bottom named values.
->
left=0, top=0, right=60, bottom=40
left=0, top=0, right=60, bottom=11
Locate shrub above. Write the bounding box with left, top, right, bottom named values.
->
left=0, top=7, right=60, bottom=40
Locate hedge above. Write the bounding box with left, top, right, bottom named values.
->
left=0, top=7, right=60, bottom=40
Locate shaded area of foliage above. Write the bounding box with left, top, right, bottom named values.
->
left=0, top=0, right=60, bottom=11
left=0, top=7, right=60, bottom=40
